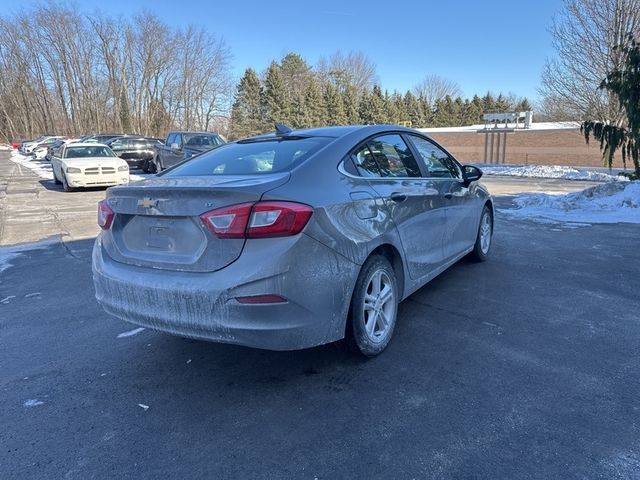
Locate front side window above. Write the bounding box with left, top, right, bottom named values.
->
left=164, top=136, right=331, bottom=176
left=366, top=134, right=421, bottom=178
left=409, top=135, right=461, bottom=179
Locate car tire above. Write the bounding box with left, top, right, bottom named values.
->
left=149, top=157, right=159, bottom=173
left=469, top=205, right=493, bottom=262
left=345, top=255, right=399, bottom=357
left=61, top=173, right=74, bottom=192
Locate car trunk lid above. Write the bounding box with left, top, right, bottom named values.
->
left=101, top=174, right=289, bottom=272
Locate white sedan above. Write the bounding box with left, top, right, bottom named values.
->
left=51, top=143, right=130, bottom=191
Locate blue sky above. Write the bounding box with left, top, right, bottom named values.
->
left=6, top=0, right=564, bottom=102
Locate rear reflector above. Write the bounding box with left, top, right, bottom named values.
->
left=236, top=295, right=288, bottom=304
left=98, top=200, right=114, bottom=230
left=200, top=201, right=313, bottom=239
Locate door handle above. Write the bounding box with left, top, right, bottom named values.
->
left=390, top=193, right=407, bottom=203
left=444, top=193, right=453, bottom=199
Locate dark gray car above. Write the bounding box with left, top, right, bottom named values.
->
left=92, top=125, right=493, bottom=356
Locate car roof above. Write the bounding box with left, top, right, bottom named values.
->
left=243, top=124, right=422, bottom=141
left=65, top=142, right=110, bottom=148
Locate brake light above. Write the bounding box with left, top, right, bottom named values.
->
left=200, top=201, right=313, bottom=239
left=200, top=202, right=253, bottom=238
left=98, top=200, right=114, bottom=230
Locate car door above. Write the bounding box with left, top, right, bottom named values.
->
left=352, top=133, right=448, bottom=281
left=165, top=133, right=184, bottom=169
left=406, top=134, right=478, bottom=261
left=51, top=146, right=64, bottom=180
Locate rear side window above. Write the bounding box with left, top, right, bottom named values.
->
left=350, top=145, right=381, bottom=177
left=345, top=134, right=423, bottom=178
left=366, top=134, right=421, bottom=177
left=409, top=135, right=462, bottom=179
left=164, top=137, right=332, bottom=176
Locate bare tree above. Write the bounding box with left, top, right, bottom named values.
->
left=412, top=75, right=462, bottom=108
left=0, top=4, right=233, bottom=141
left=317, top=51, right=378, bottom=94
left=540, top=0, right=640, bottom=123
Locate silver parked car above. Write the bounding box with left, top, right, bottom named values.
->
left=92, top=125, right=493, bottom=356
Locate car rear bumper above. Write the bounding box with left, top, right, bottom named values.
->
left=92, top=233, right=360, bottom=350
left=124, top=158, right=147, bottom=169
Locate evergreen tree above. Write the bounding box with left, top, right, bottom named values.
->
left=358, top=90, right=373, bottom=124
left=583, top=37, right=640, bottom=177
left=390, top=91, right=406, bottom=125
left=494, top=93, right=511, bottom=112
left=514, top=98, right=533, bottom=112
left=264, top=61, right=290, bottom=125
left=279, top=53, right=313, bottom=128
left=403, top=91, right=424, bottom=128
left=381, top=90, right=403, bottom=124
left=119, top=85, right=132, bottom=133
left=418, top=95, right=434, bottom=126
left=343, top=86, right=360, bottom=124
left=229, top=68, right=267, bottom=139
left=468, top=94, right=484, bottom=124
left=302, top=77, right=325, bottom=127
left=433, top=95, right=459, bottom=127
left=369, top=85, right=387, bottom=124
left=482, top=92, right=496, bottom=112
left=324, top=83, right=347, bottom=125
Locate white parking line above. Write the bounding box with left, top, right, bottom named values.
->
left=116, top=327, right=145, bottom=338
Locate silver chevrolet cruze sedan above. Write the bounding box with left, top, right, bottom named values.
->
left=92, top=125, right=493, bottom=356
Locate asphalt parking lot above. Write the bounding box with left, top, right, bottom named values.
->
left=1, top=153, right=639, bottom=479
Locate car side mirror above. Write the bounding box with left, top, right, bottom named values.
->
left=170, top=143, right=181, bottom=151
left=462, top=165, right=482, bottom=185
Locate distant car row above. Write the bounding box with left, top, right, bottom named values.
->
left=14, top=131, right=225, bottom=172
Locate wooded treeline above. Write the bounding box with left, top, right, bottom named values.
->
left=0, top=4, right=533, bottom=142
left=0, top=4, right=232, bottom=141
left=229, top=52, right=532, bottom=140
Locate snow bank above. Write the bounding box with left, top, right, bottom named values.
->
left=480, top=164, right=626, bottom=182
left=8, top=150, right=53, bottom=180
left=502, top=181, right=640, bottom=224
left=419, top=121, right=580, bottom=133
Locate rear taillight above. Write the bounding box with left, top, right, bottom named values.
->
left=200, top=201, right=313, bottom=239
left=98, top=200, right=114, bottom=230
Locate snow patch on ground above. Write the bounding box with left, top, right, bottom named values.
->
left=420, top=121, right=580, bottom=133
left=480, top=164, right=627, bottom=182
left=502, top=181, right=640, bottom=224
left=0, top=239, right=57, bottom=273
left=9, top=150, right=53, bottom=180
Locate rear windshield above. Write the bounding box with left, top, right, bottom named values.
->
left=64, top=146, right=115, bottom=158
left=164, top=137, right=332, bottom=176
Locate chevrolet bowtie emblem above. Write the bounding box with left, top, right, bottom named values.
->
left=138, top=197, right=159, bottom=208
